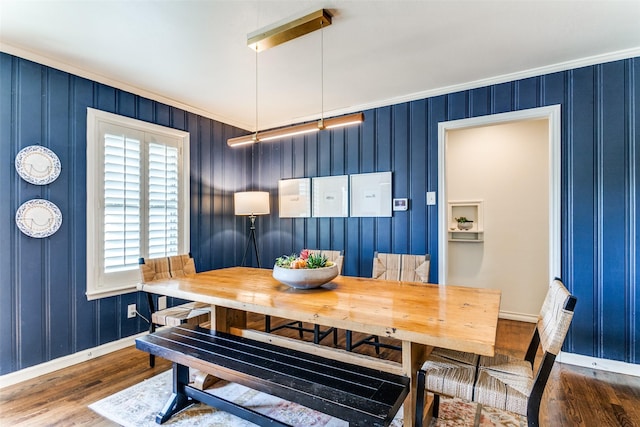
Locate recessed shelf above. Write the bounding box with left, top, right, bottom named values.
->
left=448, top=200, right=484, bottom=242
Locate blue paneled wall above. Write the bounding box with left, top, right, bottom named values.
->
left=1, top=52, right=638, bottom=375
left=0, top=53, right=251, bottom=374
left=250, top=59, right=640, bottom=366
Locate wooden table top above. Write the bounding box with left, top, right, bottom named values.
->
left=138, top=267, right=501, bottom=356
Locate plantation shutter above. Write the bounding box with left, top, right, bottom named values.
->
left=147, top=142, right=179, bottom=258
left=87, top=108, right=189, bottom=300
left=100, top=131, right=181, bottom=274
left=103, top=132, right=141, bottom=273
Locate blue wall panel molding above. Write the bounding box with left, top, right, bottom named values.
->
left=1, top=52, right=639, bottom=375
left=0, top=53, right=250, bottom=375
left=251, top=58, right=640, bottom=366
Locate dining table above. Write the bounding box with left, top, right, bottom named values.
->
left=137, top=266, right=501, bottom=426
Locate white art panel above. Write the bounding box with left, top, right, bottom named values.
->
left=278, top=178, right=311, bottom=218
left=312, top=175, right=348, bottom=217
left=350, top=171, right=392, bottom=217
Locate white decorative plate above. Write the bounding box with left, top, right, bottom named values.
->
left=15, top=199, right=63, bottom=238
left=15, top=145, right=61, bottom=185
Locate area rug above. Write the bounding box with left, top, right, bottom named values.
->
left=89, top=370, right=526, bottom=427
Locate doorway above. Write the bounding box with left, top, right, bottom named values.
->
left=438, top=106, right=561, bottom=321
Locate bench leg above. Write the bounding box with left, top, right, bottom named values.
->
left=146, top=292, right=156, bottom=368
left=156, top=363, right=194, bottom=424
left=186, top=386, right=291, bottom=427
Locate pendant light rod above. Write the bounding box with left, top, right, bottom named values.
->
left=253, top=45, right=258, bottom=141
left=320, top=18, right=324, bottom=127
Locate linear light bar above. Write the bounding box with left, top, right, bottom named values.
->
left=323, top=112, right=365, bottom=129
left=226, top=134, right=257, bottom=147
left=247, top=9, right=332, bottom=52
left=259, top=122, right=320, bottom=141
left=227, top=112, right=364, bottom=147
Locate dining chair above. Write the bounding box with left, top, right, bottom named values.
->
left=265, top=249, right=342, bottom=345
left=415, top=278, right=577, bottom=427
left=140, top=253, right=210, bottom=367
left=168, top=253, right=197, bottom=277
left=346, top=253, right=430, bottom=354
left=139, top=256, right=171, bottom=282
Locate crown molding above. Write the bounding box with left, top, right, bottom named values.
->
left=252, top=47, right=640, bottom=130
left=0, top=43, right=250, bottom=130
left=3, top=43, right=639, bottom=132
left=338, top=46, right=640, bottom=117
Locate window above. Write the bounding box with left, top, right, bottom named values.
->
left=86, top=108, right=190, bottom=300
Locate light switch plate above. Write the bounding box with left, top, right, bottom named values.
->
left=426, top=192, right=436, bottom=205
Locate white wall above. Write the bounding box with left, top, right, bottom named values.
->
left=446, top=119, right=549, bottom=319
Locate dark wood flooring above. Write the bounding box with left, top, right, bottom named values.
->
left=0, top=315, right=638, bottom=426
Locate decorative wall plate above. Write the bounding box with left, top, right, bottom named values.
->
left=15, top=199, right=62, bottom=238
left=15, top=145, right=61, bottom=185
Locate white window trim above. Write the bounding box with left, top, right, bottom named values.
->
left=86, top=108, right=190, bottom=300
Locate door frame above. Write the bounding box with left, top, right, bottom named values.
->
left=438, top=105, right=562, bottom=292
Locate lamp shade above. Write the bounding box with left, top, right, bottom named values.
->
left=234, top=191, right=270, bottom=215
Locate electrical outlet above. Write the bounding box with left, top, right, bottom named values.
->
left=158, top=296, right=167, bottom=310
left=127, top=304, right=137, bottom=319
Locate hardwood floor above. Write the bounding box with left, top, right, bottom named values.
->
left=1, top=316, right=638, bottom=426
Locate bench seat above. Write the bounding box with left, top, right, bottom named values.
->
left=150, top=301, right=210, bottom=326
left=136, top=324, right=409, bottom=427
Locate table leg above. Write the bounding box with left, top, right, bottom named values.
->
left=402, top=341, right=429, bottom=427
left=212, top=305, right=247, bottom=332
left=192, top=305, right=248, bottom=390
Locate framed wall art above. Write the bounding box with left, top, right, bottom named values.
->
left=312, top=175, right=348, bottom=217
left=278, top=178, right=311, bottom=218
left=350, top=171, right=392, bottom=217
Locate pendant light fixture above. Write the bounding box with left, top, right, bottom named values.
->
left=227, top=9, right=364, bottom=148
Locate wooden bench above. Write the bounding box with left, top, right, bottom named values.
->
left=136, top=324, right=409, bottom=427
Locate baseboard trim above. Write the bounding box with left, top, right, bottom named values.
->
left=0, top=331, right=148, bottom=389
left=499, top=310, right=538, bottom=323
left=2, top=331, right=637, bottom=389
left=557, top=351, right=639, bottom=377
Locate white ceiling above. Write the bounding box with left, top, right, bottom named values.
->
left=2, top=1, right=639, bottom=132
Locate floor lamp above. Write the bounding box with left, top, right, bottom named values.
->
left=235, top=191, right=270, bottom=267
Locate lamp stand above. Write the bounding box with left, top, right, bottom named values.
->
left=241, top=214, right=261, bottom=268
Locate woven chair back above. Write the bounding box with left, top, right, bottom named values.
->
left=139, top=253, right=196, bottom=283
left=538, top=278, right=575, bottom=355
left=372, top=253, right=430, bottom=282
left=138, top=257, right=171, bottom=283
left=169, top=254, right=197, bottom=277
